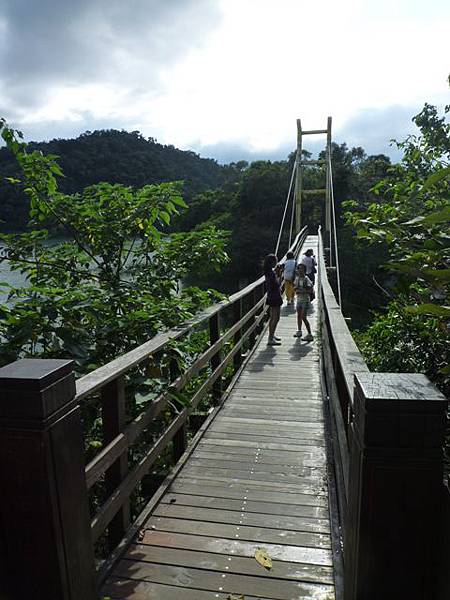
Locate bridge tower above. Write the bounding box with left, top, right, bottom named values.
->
left=294, top=117, right=332, bottom=234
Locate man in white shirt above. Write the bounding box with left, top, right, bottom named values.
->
left=300, top=249, right=317, bottom=284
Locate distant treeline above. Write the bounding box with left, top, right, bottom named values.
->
left=0, top=129, right=242, bottom=231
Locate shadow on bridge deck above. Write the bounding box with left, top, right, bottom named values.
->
left=102, top=236, right=336, bottom=600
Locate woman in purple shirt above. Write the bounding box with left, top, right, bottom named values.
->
left=263, top=254, right=283, bottom=346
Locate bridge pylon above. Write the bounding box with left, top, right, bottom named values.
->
left=294, top=116, right=332, bottom=234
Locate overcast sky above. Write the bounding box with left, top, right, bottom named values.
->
left=1, top=0, right=449, bottom=163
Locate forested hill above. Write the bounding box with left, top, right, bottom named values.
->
left=0, top=129, right=233, bottom=231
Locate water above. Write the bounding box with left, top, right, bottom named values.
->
left=0, top=256, right=28, bottom=304
left=0, top=237, right=67, bottom=305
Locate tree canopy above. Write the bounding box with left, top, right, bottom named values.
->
left=0, top=128, right=237, bottom=231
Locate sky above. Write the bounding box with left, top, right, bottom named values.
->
left=0, top=0, right=449, bottom=164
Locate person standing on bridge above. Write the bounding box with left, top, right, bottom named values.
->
left=293, top=263, right=314, bottom=341
left=263, top=254, right=282, bottom=346
left=301, top=248, right=317, bottom=285
left=283, top=251, right=297, bottom=305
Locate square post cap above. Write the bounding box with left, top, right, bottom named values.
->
left=0, top=359, right=75, bottom=421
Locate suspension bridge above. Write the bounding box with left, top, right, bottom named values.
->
left=0, top=120, right=448, bottom=600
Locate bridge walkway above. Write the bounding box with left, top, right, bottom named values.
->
left=103, top=236, right=336, bottom=600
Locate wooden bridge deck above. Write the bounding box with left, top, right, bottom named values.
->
left=103, top=236, right=336, bottom=600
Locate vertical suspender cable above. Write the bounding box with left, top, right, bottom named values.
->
left=328, top=155, right=342, bottom=308
left=274, top=159, right=297, bottom=257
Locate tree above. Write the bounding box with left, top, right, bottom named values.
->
left=344, top=103, right=450, bottom=396
left=0, top=119, right=229, bottom=373
left=0, top=128, right=233, bottom=232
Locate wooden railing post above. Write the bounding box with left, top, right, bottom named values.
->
left=0, top=359, right=96, bottom=600
left=344, top=372, right=448, bottom=600
left=209, top=312, right=222, bottom=402
left=101, top=376, right=130, bottom=551
left=233, top=298, right=243, bottom=372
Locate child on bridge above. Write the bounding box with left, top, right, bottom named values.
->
left=293, top=263, right=314, bottom=341
left=283, top=251, right=297, bottom=305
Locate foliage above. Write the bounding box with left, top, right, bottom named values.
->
left=0, top=119, right=233, bottom=553
left=355, top=300, right=449, bottom=396
left=344, top=103, right=450, bottom=404
left=0, top=128, right=238, bottom=232
left=0, top=119, right=229, bottom=373
left=344, top=104, right=450, bottom=319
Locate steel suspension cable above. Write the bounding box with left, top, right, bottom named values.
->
left=274, top=158, right=297, bottom=257
left=328, top=155, right=342, bottom=308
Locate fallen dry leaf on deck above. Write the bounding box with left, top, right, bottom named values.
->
left=227, top=595, right=245, bottom=600
left=137, top=529, right=145, bottom=541
left=254, top=547, right=272, bottom=570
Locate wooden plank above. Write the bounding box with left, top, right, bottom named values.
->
left=191, top=451, right=326, bottom=468
left=103, top=577, right=275, bottom=600
left=219, top=413, right=324, bottom=424
left=208, top=426, right=325, bottom=440
left=170, top=481, right=329, bottom=507
left=139, top=529, right=332, bottom=565
left=188, top=457, right=325, bottom=475
left=160, top=493, right=329, bottom=519
left=204, top=431, right=326, bottom=447
left=181, top=466, right=325, bottom=488
left=219, top=416, right=324, bottom=426
left=176, top=475, right=326, bottom=498
left=209, top=426, right=325, bottom=443
left=124, top=544, right=335, bottom=584
left=217, top=415, right=324, bottom=428
left=112, top=559, right=334, bottom=600
left=197, top=439, right=326, bottom=456
left=153, top=504, right=331, bottom=534
left=226, top=397, right=323, bottom=406
left=198, top=437, right=327, bottom=454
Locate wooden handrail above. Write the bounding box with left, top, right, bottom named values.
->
left=318, top=227, right=369, bottom=405
left=317, top=226, right=368, bottom=532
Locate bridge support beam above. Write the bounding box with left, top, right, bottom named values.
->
left=345, top=372, right=448, bottom=600
left=0, top=359, right=96, bottom=600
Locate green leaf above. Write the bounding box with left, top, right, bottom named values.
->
left=420, top=207, right=450, bottom=226
left=171, top=195, right=188, bottom=209
left=159, top=210, right=170, bottom=225
left=405, top=304, right=450, bottom=317
left=421, top=268, right=450, bottom=282
left=421, top=166, right=450, bottom=191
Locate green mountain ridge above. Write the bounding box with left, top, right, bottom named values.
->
left=0, top=128, right=234, bottom=231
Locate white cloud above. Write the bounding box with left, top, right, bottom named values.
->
left=1, top=0, right=448, bottom=159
